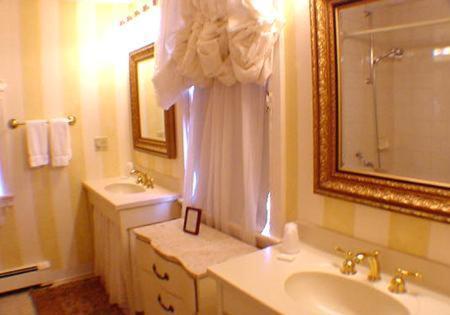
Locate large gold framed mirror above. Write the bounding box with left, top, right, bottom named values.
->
left=130, top=44, right=176, bottom=158
left=311, top=0, right=450, bottom=222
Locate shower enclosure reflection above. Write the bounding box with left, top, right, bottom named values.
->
left=337, top=0, right=450, bottom=186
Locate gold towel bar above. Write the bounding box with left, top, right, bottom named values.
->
left=8, top=115, right=77, bottom=129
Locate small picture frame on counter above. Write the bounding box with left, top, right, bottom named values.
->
left=183, top=207, right=202, bottom=235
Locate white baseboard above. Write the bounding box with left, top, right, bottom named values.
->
left=0, top=263, right=93, bottom=294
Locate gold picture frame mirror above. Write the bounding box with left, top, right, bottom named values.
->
left=129, top=43, right=176, bottom=158
left=310, top=0, right=450, bottom=223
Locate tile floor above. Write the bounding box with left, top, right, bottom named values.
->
left=0, top=290, right=36, bottom=315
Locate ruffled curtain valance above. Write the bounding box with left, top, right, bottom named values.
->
left=153, top=0, right=283, bottom=109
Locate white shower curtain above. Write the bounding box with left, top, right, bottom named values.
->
left=184, top=83, right=269, bottom=243
left=154, top=0, right=280, bottom=244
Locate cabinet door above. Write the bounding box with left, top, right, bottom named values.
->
left=139, top=268, right=195, bottom=315
left=197, top=277, right=217, bottom=315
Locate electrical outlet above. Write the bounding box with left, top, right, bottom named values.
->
left=0, top=80, right=8, bottom=92
left=0, top=80, right=6, bottom=92
left=94, top=137, right=108, bottom=151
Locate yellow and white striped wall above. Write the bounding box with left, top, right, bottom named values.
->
left=2, top=0, right=447, bottom=283
left=285, top=0, right=450, bottom=267
left=0, top=0, right=183, bottom=279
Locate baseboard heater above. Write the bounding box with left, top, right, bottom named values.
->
left=0, top=261, right=50, bottom=279
left=0, top=261, right=51, bottom=293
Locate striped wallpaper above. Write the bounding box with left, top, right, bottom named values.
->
left=0, top=0, right=183, bottom=277
left=1, top=0, right=448, bottom=283
left=288, top=0, right=450, bottom=267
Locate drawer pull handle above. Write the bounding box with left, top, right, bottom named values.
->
left=157, top=294, right=174, bottom=313
left=152, top=264, right=170, bottom=281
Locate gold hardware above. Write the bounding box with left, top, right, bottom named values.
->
left=8, top=115, right=77, bottom=129
left=388, top=268, right=422, bottom=294
left=355, top=250, right=381, bottom=281
left=142, top=174, right=155, bottom=189
left=335, top=246, right=357, bottom=275
left=130, top=169, right=154, bottom=189
left=335, top=246, right=381, bottom=280
left=130, top=169, right=139, bottom=176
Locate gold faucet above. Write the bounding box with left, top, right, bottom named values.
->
left=354, top=250, right=381, bottom=281
left=130, top=169, right=155, bottom=189
left=335, top=246, right=381, bottom=281
left=388, top=268, right=422, bottom=294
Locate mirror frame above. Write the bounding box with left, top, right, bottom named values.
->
left=129, top=43, right=176, bottom=159
left=310, top=0, right=450, bottom=223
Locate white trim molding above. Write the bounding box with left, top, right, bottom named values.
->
left=267, top=0, right=287, bottom=239
left=0, top=195, right=14, bottom=226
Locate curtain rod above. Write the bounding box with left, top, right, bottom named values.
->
left=345, top=17, right=450, bottom=37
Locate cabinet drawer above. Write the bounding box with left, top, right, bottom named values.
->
left=136, top=239, right=196, bottom=309
left=140, top=269, right=194, bottom=315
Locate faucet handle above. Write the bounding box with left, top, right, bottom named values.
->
left=143, top=174, right=155, bottom=189
left=395, top=268, right=422, bottom=280
left=130, top=169, right=138, bottom=175
left=335, top=246, right=354, bottom=259
left=388, top=268, right=422, bottom=294
left=335, top=246, right=357, bottom=275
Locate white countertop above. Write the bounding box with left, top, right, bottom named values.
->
left=134, top=219, right=257, bottom=279
left=208, top=243, right=450, bottom=315
left=83, top=177, right=179, bottom=210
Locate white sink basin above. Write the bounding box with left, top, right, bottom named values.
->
left=104, top=183, right=146, bottom=194
left=285, top=272, right=409, bottom=315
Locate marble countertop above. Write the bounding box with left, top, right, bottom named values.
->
left=83, top=177, right=179, bottom=210
left=208, top=243, right=450, bottom=315
left=133, top=219, right=257, bottom=279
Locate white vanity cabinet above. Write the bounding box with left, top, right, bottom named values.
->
left=133, top=219, right=256, bottom=315
left=83, top=177, right=181, bottom=314
left=213, top=282, right=279, bottom=315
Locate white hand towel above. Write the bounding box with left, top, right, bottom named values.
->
left=49, top=118, right=72, bottom=167
left=26, top=120, right=49, bottom=167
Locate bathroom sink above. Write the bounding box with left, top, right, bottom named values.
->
left=104, top=183, right=146, bottom=194
left=285, top=272, right=409, bottom=315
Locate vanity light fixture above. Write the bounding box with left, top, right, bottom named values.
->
left=433, top=46, right=450, bottom=62
left=118, top=2, right=156, bottom=26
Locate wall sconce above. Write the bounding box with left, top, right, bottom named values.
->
left=119, top=2, right=156, bottom=27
